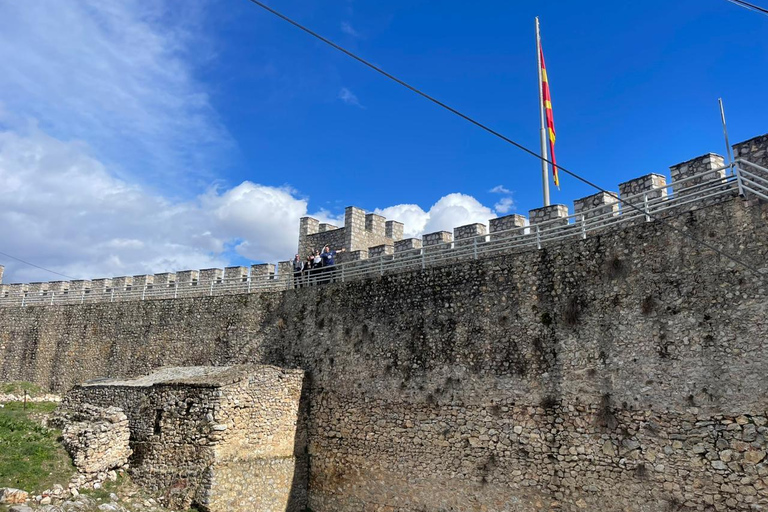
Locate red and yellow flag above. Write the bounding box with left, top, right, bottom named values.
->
left=539, top=45, right=559, bottom=189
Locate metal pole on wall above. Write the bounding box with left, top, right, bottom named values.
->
left=536, top=17, right=551, bottom=206
left=719, top=98, right=734, bottom=174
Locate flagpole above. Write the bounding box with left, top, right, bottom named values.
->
left=536, top=17, right=551, bottom=206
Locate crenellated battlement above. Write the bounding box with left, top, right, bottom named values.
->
left=2, top=132, right=767, bottom=308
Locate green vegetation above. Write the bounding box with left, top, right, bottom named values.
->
left=0, top=381, right=43, bottom=397
left=0, top=401, right=75, bottom=493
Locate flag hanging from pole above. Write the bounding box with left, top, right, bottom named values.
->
left=539, top=43, right=559, bottom=189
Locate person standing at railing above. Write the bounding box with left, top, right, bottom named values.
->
left=320, top=245, right=345, bottom=284
left=292, top=254, right=305, bottom=288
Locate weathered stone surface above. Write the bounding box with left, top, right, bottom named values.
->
left=53, top=403, right=131, bottom=477
left=60, top=365, right=307, bottom=512
left=0, top=488, right=29, bottom=504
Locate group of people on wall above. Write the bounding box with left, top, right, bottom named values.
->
left=291, top=245, right=346, bottom=287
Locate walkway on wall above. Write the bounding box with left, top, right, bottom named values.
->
left=1, top=158, right=766, bottom=308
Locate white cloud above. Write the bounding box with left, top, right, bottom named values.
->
left=0, top=124, right=502, bottom=283
left=494, top=197, right=515, bottom=214
left=489, top=185, right=511, bottom=194
left=376, top=193, right=496, bottom=239
left=0, top=0, right=231, bottom=189
left=341, top=21, right=361, bottom=37
left=338, top=87, right=364, bottom=108
left=0, top=124, right=322, bottom=283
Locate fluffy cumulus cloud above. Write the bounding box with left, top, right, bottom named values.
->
left=0, top=124, right=500, bottom=283
left=376, top=194, right=496, bottom=239
left=0, top=124, right=317, bottom=282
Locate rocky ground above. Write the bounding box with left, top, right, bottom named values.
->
left=1, top=476, right=177, bottom=512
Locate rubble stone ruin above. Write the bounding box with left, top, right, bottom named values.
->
left=58, top=365, right=307, bottom=512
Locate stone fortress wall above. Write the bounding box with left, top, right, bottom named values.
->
left=0, top=134, right=767, bottom=511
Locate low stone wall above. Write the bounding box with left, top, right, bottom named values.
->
left=61, top=366, right=307, bottom=512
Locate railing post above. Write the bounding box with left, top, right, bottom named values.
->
left=50, top=292, right=54, bottom=306
left=341, top=264, right=345, bottom=283
left=141, top=284, right=146, bottom=301
left=110, top=289, right=114, bottom=302
left=21, top=294, right=26, bottom=307
left=209, top=280, right=214, bottom=296
left=581, top=214, right=587, bottom=240
left=248, top=277, right=252, bottom=294
left=174, top=282, right=178, bottom=299
left=473, top=237, right=478, bottom=259
left=380, top=257, right=384, bottom=277
left=643, top=192, right=651, bottom=222
left=421, top=249, right=425, bottom=270
left=734, top=163, right=746, bottom=197
left=536, top=225, right=541, bottom=250
left=80, top=289, right=85, bottom=304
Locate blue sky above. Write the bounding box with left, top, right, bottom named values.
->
left=0, top=0, right=766, bottom=282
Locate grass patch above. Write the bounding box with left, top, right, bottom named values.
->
left=1, top=381, right=44, bottom=397
left=0, top=401, right=75, bottom=493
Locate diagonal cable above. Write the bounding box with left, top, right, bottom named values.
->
left=244, top=0, right=766, bottom=277
left=0, top=250, right=77, bottom=280
left=725, top=0, right=768, bottom=16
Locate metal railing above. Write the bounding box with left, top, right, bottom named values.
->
left=1, top=159, right=765, bottom=308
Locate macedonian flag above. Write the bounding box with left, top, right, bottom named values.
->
left=539, top=44, right=559, bottom=189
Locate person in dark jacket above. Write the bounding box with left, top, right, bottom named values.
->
left=292, top=254, right=304, bottom=288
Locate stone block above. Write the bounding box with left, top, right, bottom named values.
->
left=223, top=266, right=248, bottom=283
left=618, top=173, right=667, bottom=209
left=454, top=223, right=487, bottom=248
left=28, top=282, right=49, bottom=294
left=573, top=191, right=619, bottom=225
left=176, top=270, right=200, bottom=285
left=132, top=275, right=153, bottom=288
left=153, top=273, right=176, bottom=287
left=53, top=403, right=132, bottom=476
left=422, top=231, right=452, bottom=247
left=47, top=281, right=70, bottom=293
left=734, top=133, right=768, bottom=168
left=69, top=280, right=92, bottom=292
left=489, top=214, right=526, bottom=241
left=385, top=220, right=404, bottom=241
left=199, top=268, right=223, bottom=284
left=368, top=245, right=394, bottom=259
left=669, top=153, right=727, bottom=196
left=394, top=238, right=423, bottom=254
left=529, top=204, right=569, bottom=227
left=365, top=213, right=386, bottom=237
left=111, top=276, right=133, bottom=291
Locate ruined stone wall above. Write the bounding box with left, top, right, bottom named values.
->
left=1, top=194, right=768, bottom=511
left=62, top=366, right=308, bottom=512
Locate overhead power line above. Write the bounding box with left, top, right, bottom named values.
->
left=244, top=0, right=766, bottom=278
left=725, top=0, right=768, bottom=16
left=0, top=250, right=77, bottom=280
